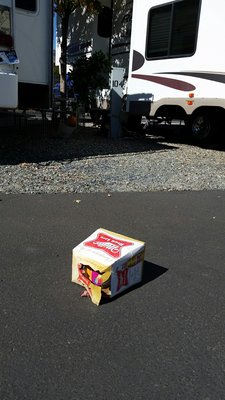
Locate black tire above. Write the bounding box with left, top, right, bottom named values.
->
left=187, top=112, right=214, bottom=143
left=125, top=114, right=145, bottom=137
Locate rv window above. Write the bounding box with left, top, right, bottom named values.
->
left=97, top=6, right=112, bottom=38
left=146, top=0, right=201, bottom=59
left=0, top=6, right=11, bottom=36
left=15, top=0, right=37, bottom=12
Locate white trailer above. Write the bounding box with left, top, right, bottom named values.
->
left=55, top=0, right=133, bottom=131
left=0, top=0, right=18, bottom=108
left=14, top=0, right=53, bottom=109
left=126, top=0, right=225, bottom=141
left=0, top=0, right=53, bottom=110
left=56, top=0, right=133, bottom=72
left=111, top=0, right=133, bottom=74
left=55, top=0, right=112, bottom=69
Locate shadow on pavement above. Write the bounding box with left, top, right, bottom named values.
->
left=0, top=123, right=178, bottom=165
left=142, top=260, right=168, bottom=284
left=101, top=261, right=168, bottom=305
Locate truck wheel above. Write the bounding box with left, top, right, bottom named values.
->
left=187, top=113, right=213, bottom=143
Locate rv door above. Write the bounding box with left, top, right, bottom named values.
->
left=0, top=2, right=19, bottom=108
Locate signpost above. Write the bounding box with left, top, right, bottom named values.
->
left=110, top=67, right=125, bottom=138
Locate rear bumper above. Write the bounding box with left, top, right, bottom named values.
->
left=128, top=100, right=151, bottom=115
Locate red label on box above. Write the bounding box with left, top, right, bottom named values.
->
left=84, top=233, right=133, bottom=258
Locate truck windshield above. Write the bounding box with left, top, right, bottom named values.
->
left=0, top=6, right=11, bottom=36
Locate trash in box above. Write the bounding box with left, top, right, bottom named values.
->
left=72, top=228, right=145, bottom=305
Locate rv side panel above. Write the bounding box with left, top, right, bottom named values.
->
left=14, top=0, right=53, bottom=108
left=0, top=0, right=18, bottom=108
left=61, top=0, right=111, bottom=67
left=111, top=0, right=133, bottom=74
left=127, top=0, right=225, bottom=117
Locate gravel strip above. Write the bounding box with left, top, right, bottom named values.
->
left=0, top=125, right=225, bottom=193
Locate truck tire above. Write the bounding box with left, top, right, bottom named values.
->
left=187, top=112, right=213, bottom=143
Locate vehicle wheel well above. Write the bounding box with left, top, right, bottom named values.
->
left=190, top=106, right=225, bottom=120
left=155, top=105, right=186, bottom=120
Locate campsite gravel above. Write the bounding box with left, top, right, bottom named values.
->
left=0, top=125, right=225, bottom=193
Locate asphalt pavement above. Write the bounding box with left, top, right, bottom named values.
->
left=0, top=191, right=225, bottom=400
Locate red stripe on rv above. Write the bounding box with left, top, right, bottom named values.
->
left=132, top=74, right=196, bottom=92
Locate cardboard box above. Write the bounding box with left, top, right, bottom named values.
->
left=72, top=228, right=145, bottom=305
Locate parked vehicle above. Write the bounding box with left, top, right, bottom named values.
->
left=0, top=0, right=19, bottom=108
left=126, top=0, right=225, bottom=141
left=57, top=0, right=225, bottom=142
left=56, top=0, right=132, bottom=74
left=55, top=0, right=132, bottom=122
left=0, top=0, right=53, bottom=110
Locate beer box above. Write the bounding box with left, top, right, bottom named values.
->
left=72, top=228, right=145, bottom=305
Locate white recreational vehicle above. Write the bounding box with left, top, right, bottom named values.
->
left=56, top=0, right=224, bottom=141
left=0, top=0, right=53, bottom=110
left=55, top=0, right=133, bottom=133
left=0, top=0, right=18, bottom=108
left=55, top=0, right=133, bottom=75
left=56, top=0, right=112, bottom=69
left=111, top=0, right=133, bottom=73
left=126, top=0, right=225, bottom=141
